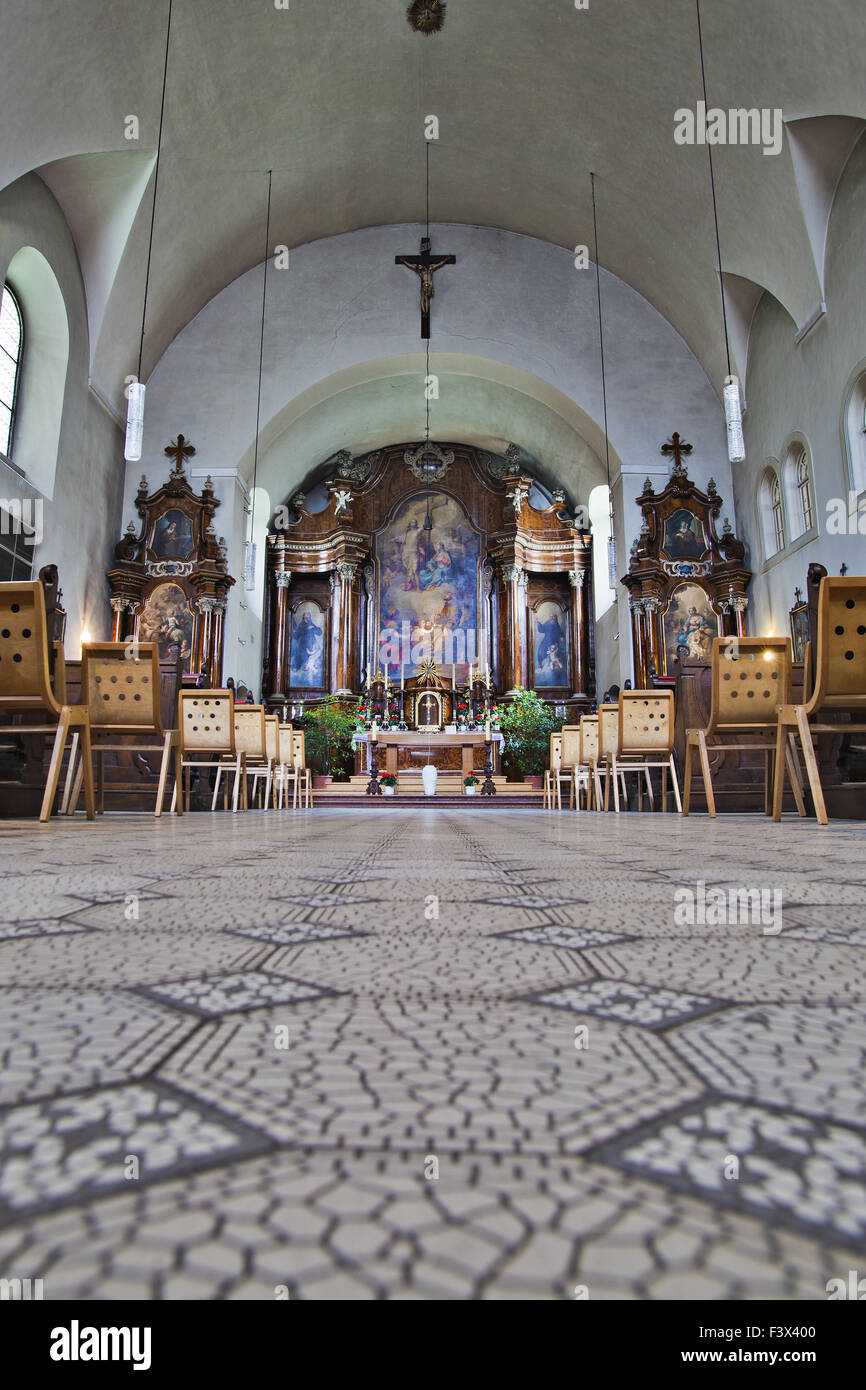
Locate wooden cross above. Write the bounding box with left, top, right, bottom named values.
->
left=395, top=237, right=456, bottom=339
left=661, top=432, right=693, bottom=473
left=165, top=434, right=196, bottom=473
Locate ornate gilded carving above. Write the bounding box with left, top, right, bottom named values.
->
left=403, top=441, right=454, bottom=482
left=406, top=1, right=446, bottom=35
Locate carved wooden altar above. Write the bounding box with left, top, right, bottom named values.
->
left=622, top=434, right=751, bottom=687
left=106, top=437, right=234, bottom=685
left=263, top=441, right=595, bottom=707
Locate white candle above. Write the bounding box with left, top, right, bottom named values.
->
left=401, top=661, right=405, bottom=690
left=452, top=664, right=456, bottom=691
left=371, top=719, right=377, bottom=742
left=485, top=716, right=491, bottom=738
left=367, top=664, right=371, bottom=687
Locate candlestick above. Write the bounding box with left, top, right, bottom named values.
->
left=371, top=719, right=378, bottom=742
left=367, top=664, right=371, bottom=687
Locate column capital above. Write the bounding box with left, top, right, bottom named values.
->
left=336, top=560, right=358, bottom=582
left=275, top=569, right=292, bottom=589
left=196, top=596, right=217, bottom=614
left=568, top=568, right=587, bottom=588
left=501, top=564, right=524, bottom=584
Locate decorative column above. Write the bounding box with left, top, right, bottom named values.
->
left=501, top=564, right=527, bottom=694
left=196, top=596, right=216, bottom=677
left=568, top=568, right=591, bottom=702
left=212, top=598, right=227, bottom=686
left=333, top=560, right=359, bottom=695
left=110, top=596, right=129, bottom=642
left=629, top=597, right=648, bottom=688
left=733, top=594, right=749, bottom=639
left=643, top=596, right=663, bottom=680
left=271, top=569, right=292, bottom=697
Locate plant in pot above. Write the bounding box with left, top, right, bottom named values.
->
left=379, top=773, right=397, bottom=796
left=464, top=774, right=480, bottom=797
left=498, top=687, right=563, bottom=785
left=303, top=696, right=357, bottom=786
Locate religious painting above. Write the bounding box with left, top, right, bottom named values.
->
left=790, top=601, right=810, bottom=664
left=663, top=583, right=718, bottom=671
left=151, top=508, right=194, bottom=560
left=138, top=582, right=195, bottom=664
left=289, top=600, right=326, bottom=688
left=532, top=600, right=570, bottom=688
left=377, top=491, right=480, bottom=670
left=662, top=508, right=707, bottom=561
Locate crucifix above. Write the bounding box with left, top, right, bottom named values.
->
left=395, top=237, right=456, bottom=338
left=661, top=432, right=693, bottom=473
left=164, top=434, right=196, bottom=473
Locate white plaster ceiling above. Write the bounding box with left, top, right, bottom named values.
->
left=3, top=0, right=865, bottom=396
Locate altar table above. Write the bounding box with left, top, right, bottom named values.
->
left=354, top=731, right=503, bottom=780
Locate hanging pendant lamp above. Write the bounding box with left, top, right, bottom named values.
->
left=244, top=169, right=273, bottom=592
left=590, top=173, right=617, bottom=591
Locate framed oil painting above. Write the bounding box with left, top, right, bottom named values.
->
left=790, top=600, right=809, bottom=664
left=662, top=508, right=707, bottom=560
left=151, top=508, right=194, bottom=560
left=377, top=491, right=480, bottom=669
left=532, top=599, right=570, bottom=688
left=138, top=581, right=195, bottom=664
left=289, top=600, right=326, bottom=688
left=663, top=582, right=718, bottom=671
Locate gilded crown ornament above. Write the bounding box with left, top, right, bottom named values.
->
left=407, top=1, right=446, bottom=35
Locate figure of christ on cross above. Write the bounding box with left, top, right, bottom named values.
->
left=395, top=237, right=456, bottom=338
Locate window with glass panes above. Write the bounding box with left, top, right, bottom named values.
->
left=0, top=283, right=23, bottom=459
left=0, top=503, right=34, bottom=581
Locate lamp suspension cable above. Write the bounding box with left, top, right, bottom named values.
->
left=695, top=0, right=745, bottom=463
left=590, top=172, right=617, bottom=591
left=244, top=168, right=273, bottom=591
left=423, top=136, right=433, bottom=532
left=125, top=0, right=173, bottom=463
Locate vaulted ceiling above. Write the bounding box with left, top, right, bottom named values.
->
left=3, top=0, right=864, bottom=402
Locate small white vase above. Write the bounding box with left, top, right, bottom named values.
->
left=421, top=765, right=438, bottom=797
left=465, top=786, right=477, bottom=797
left=384, top=785, right=395, bottom=796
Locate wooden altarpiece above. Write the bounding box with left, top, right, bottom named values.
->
left=106, top=436, right=234, bottom=685
left=622, top=434, right=751, bottom=687
left=262, top=442, right=595, bottom=711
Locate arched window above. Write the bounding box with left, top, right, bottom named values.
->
left=759, top=466, right=785, bottom=560
left=844, top=370, right=866, bottom=497
left=0, top=282, right=23, bottom=459
left=782, top=441, right=814, bottom=540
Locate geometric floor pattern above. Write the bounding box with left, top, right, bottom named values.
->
left=0, top=807, right=864, bottom=1299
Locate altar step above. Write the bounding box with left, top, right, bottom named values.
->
left=314, top=775, right=543, bottom=807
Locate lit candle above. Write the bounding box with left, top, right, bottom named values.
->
left=367, top=664, right=371, bottom=687
left=401, top=661, right=405, bottom=690
left=452, top=664, right=456, bottom=691
left=371, top=719, right=378, bottom=742
left=485, top=715, right=491, bottom=738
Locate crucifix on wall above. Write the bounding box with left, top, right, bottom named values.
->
left=395, top=237, right=456, bottom=338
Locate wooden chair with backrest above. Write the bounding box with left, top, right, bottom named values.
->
left=70, top=641, right=177, bottom=816
left=271, top=717, right=294, bottom=808
left=577, top=714, right=601, bottom=810
left=227, top=706, right=273, bottom=810
left=559, top=724, right=584, bottom=809
left=291, top=729, right=313, bottom=808
left=171, top=689, right=242, bottom=813
left=772, top=577, right=866, bottom=824
left=609, top=690, right=681, bottom=814
left=0, top=581, right=95, bottom=821
left=684, top=636, right=804, bottom=818
left=543, top=731, right=560, bottom=810
left=598, top=702, right=629, bottom=811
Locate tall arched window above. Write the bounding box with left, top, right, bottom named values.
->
left=759, top=466, right=785, bottom=560
left=0, top=282, right=23, bottom=459
left=782, top=441, right=814, bottom=539
left=844, top=370, right=866, bottom=497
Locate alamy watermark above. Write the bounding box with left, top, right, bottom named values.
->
left=674, top=102, right=783, bottom=157
left=0, top=497, right=42, bottom=545
left=674, top=880, right=782, bottom=935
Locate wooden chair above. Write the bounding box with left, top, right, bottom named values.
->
left=543, top=732, right=559, bottom=809
left=773, top=577, right=866, bottom=825
left=0, top=580, right=94, bottom=821
left=608, top=690, right=682, bottom=814
left=291, top=729, right=313, bottom=808
left=684, top=637, right=804, bottom=818
left=598, top=703, right=629, bottom=811
left=66, top=641, right=177, bottom=816
left=577, top=714, right=601, bottom=810
left=215, top=705, right=270, bottom=810
left=171, top=689, right=243, bottom=813
left=271, top=718, right=295, bottom=808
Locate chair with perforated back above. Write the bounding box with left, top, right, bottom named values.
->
left=171, top=689, right=242, bottom=812
left=609, top=690, right=681, bottom=814
left=68, top=641, right=177, bottom=816
left=543, top=731, right=560, bottom=810
left=772, top=577, right=866, bottom=824
left=598, top=703, right=630, bottom=811
left=684, top=636, right=803, bottom=818
left=578, top=714, right=601, bottom=810
left=270, top=717, right=294, bottom=808
left=291, top=729, right=313, bottom=808
left=0, top=581, right=95, bottom=821
left=218, top=705, right=271, bottom=810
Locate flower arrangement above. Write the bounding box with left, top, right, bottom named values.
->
left=356, top=699, right=369, bottom=729
left=464, top=774, right=480, bottom=786
left=379, top=773, right=397, bottom=787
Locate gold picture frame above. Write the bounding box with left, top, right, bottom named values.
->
left=413, top=690, right=444, bottom=731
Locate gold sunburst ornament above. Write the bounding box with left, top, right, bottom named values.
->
left=417, top=658, right=440, bottom=685
left=407, top=1, right=446, bottom=35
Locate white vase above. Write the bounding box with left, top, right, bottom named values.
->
left=384, top=785, right=395, bottom=796
left=465, top=786, right=477, bottom=796
left=421, top=765, right=438, bottom=797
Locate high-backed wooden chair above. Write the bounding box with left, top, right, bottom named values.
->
left=171, top=689, right=242, bottom=813
left=597, top=702, right=629, bottom=811
left=608, top=690, right=681, bottom=814
left=291, top=729, right=313, bottom=808
left=543, top=731, right=559, bottom=810
left=218, top=705, right=271, bottom=810
left=578, top=714, right=601, bottom=810
left=0, top=581, right=94, bottom=821
left=70, top=641, right=176, bottom=816
left=270, top=718, right=294, bottom=808
left=684, top=636, right=803, bottom=818
left=773, top=577, right=866, bottom=824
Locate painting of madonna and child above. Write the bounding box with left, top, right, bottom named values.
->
left=376, top=492, right=480, bottom=670
left=532, top=601, right=570, bottom=688
left=663, top=583, right=719, bottom=672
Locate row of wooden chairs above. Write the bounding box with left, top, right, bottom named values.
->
left=0, top=582, right=313, bottom=819
left=545, top=692, right=682, bottom=813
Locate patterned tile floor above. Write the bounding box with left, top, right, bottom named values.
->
left=0, top=808, right=864, bottom=1300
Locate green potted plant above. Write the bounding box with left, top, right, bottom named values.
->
left=379, top=772, right=397, bottom=796
left=303, top=697, right=357, bottom=786
left=464, top=774, right=480, bottom=797
left=498, top=687, right=563, bottom=785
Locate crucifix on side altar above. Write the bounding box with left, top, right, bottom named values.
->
left=164, top=434, right=196, bottom=474
left=661, top=432, right=693, bottom=474
left=395, top=237, right=456, bottom=338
